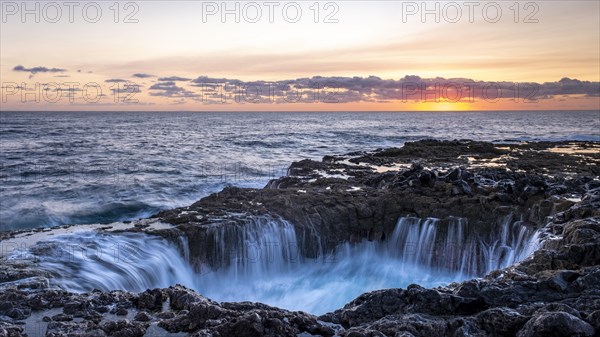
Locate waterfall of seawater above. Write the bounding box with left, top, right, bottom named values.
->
left=19, top=232, right=197, bottom=293
left=388, top=216, right=540, bottom=277
left=24, top=216, right=540, bottom=314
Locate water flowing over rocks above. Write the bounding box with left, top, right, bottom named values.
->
left=1, top=140, right=599, bottom=337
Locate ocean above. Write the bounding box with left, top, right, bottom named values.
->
left=1, top=110, right=598, bottom=232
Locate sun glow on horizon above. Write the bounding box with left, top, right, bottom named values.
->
left=409, top=101, right=474, bottom=112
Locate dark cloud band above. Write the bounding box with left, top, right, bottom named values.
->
left=13, top=65, right=66, bottom=74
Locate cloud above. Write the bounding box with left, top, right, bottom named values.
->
left=182, top=75, right=600, bottom=104
left=13, top=65, right=67, bottom=74
left=190, top=76, right=237, bottom=84
left=110, top=83, right=142, bottom=93
left=46, top=87, right=83, bottom=92
left=537, top=78, right=600, bottom=97
left=110, top=83, right=142, bottom=103
left=149, top=81, right=198, bottom=98
left=105, top=79, right=128, bottom=83
left=132, top=73, right=155, bottom=78
left=157, top=76, right=192, bottom=82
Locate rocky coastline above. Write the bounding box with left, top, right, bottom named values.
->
left=1, top=140, right=599, bottom=337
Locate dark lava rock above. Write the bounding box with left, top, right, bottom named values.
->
left=587, top=310, right=600, bottom=332
left=114, top=306, right=128, bottom=316
left=516, top=312, right=595, bottom=337
left=134, top=289, right=164, bottom=311
left=447, top=167, right=462, bottom=181
left=476, top=307, right=529, bottom=336
left=134, top=311, right=151, bottom=321
left=63, top=301, right=86, bottom=316
left=0, top=322, right=23, bottom=337
left=51, top=313, right=73, bottom=322
left=100, top=320, right=146, bottom=337
left=155, top=285, right=336, bottom=337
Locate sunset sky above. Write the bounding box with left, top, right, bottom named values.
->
left=1, top=0, right=599, bottom=111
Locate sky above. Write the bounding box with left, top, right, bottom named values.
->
left=0, top=0, right=599, bottom=111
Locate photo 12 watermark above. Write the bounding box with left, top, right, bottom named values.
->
left=200, top=1, right=340, bottom=23
left=1, top=81, right=140, bottom=104
left=400, top=1, right=540, bottom=23
left=1, top=78, right=546, bottom=107
left=1, top=1, right=140, bottom=23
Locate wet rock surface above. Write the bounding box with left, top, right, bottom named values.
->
left=0, top=140, right=599, bottom=336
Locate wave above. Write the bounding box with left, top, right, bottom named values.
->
left=0, top=201, right=159, bottom=232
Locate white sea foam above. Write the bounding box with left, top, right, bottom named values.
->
left=25, top=216, right=540, bottom=314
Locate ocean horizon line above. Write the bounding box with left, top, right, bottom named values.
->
left=1, top=109, right=599, bottom=113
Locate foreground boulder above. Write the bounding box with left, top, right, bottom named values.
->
left=517, top=312, right=594, bottom=337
